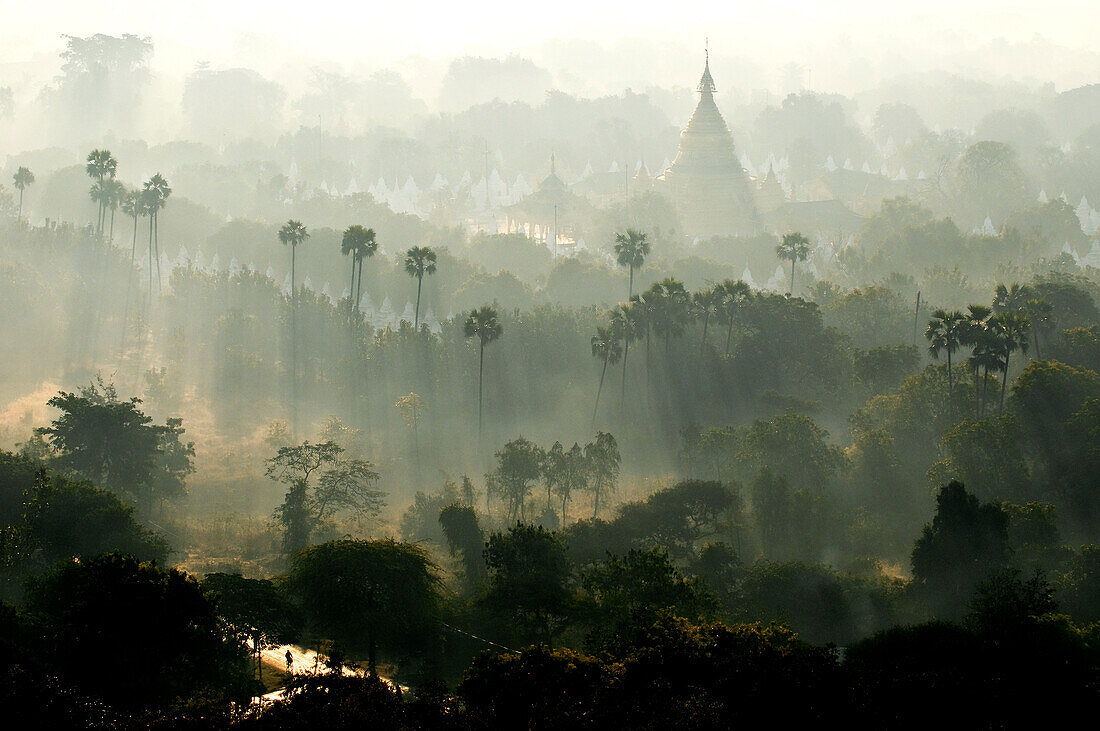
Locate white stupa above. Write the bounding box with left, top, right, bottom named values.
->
left=741, top=265, right=756, bottom=289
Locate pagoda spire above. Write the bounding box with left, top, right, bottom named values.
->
left=698, top=41, right=716, bottom=95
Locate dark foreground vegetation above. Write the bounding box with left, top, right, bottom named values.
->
left=2, top=445, right=1099, bottom=727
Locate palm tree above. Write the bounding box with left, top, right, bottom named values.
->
left=341, top=225, right=377, bottom=317
left=590, top=324, right=623, bottom=426
left=105, top=179, right=125, bottom=242
left=121, top=189, right=142, bottom=268
left=140, top=187, right=159, bottom=294
left=614, top=228, right=650, bottom=298
left=693, top=285, right=722, bottom=354
left=12, top=167, right=34, bottom=220
left=718, top=279, right=752, bottom=356
left=992, top=282, right=1032, bottom=314
left=463, top=305, right=503, bottom=436
left=120, top=188, right=144, bottom=332
left=962, top=304, right=993, bottom=418
left=629, top=292, right=654, bottom=397
left=89, top=179, right=111, bottom=237
left=926, top=308, right=966, bottom=414
left=278, top=220, right=310, bottom=295
left=85, top=149, right=117, bottom=235
left=610, top=302, right=641, bottom=410
left=1022, top=298, right=1052, bottom=359
left=989, top=311, right=1030, bottom=413
left=647, top=279, right=691, bottom=354
left=404, top=246, right=437, bottom=330
left=142, top=174, right=171, bottom=291
left=776, top=232, right=811, bottom=295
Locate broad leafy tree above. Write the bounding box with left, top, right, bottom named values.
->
left=35, top=381, right=194, bottom=514
left=290, top=538, right=441, bottom=676
left=482, top=523, right=573, bottom=645
left=487, top=437, right=543, bottom=522
left=911, top=481, right=1010, bottom=618
left=266, top=440, right=384, bottom=555
left=584, top=431, right=620, bottom=519
left=24, top=553, right=252, bottom=709
left=202, top=573, right=302, bottom=682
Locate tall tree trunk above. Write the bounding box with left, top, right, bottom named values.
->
left=349, top=256, right=357, bottom=320
left=109, top=207, right=115, bottom=243
left=946, top=349, right=953, bottom=417
left=478, top=341, right=485, bottom=437
left=593, top=482, right=601, bottom=519
left=593, top=355, right=609, bottom=426
left=620, top=339, right=629, bottom=411
left=628, top=265, right=634, bottom=298
left=291, top=243, right=296, bottom=295
left=415, top=275, right=423, bottom=329
left=1000, top=352, right=1011, bottom=413
left=122, top=216, right=138, bottom=346
left=725, top=312, right=735, bottom=356
left=17, top=189, right=23, bottom=220
left=645, top=327, right=651, bottom=405
left=980, top=364, right=989, bottom=418
left=147, top=215, right=154, bottom=299
left=700, top=312, right=710, bottom=354
left=153, top=212, right=162, bottom=293
left=790, top=259, right=795, bottom=295
left=976, top=362, right=985, bottom=419
left=356, top=257, right=364, bottom=310
left=1033, top=330, right=1041, bottom=360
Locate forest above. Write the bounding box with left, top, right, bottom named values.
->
left=2, top=21, right=1100, bottom=729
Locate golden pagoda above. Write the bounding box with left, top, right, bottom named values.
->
left=657, top=51, right=757, bottom=237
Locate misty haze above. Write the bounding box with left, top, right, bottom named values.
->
left=1, top=2, right=1099, bottom=726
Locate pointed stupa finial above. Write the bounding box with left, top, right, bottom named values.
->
left=698, top=40, right=716, bottom=94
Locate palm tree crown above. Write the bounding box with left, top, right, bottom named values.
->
left=341, top=225, right=377, bottom=316
left=279, top=220, right=310, bottom=294
left=13, top=166, right=34, bottom=191
left=776, top=232, right=812, bottom=295
left=13, top=166, right=34, bottom=220
left=464, top=305, right=503, bottom=346
left=926, top=308, right=966, bottom=414
left=85, top=149, right=117, bottom=182
left=992, top=282, right=1032, bottom=314
left=614, top=228, right=651, bottom=297
left=717, top=279, right=752, bottom=356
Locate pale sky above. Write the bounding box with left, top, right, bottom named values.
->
left=0, top=0, right=1096, bottom=113
left=2, top=0, right=1098, bottom=64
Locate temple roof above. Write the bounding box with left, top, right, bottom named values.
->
left=539, top=153, right=567, bottom=192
